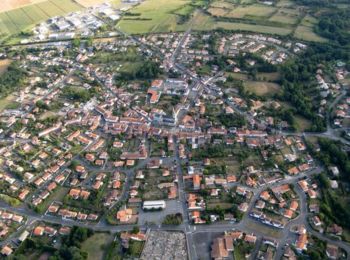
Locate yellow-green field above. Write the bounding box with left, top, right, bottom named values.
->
left=294, top=25, right=327, bottom=42
left=227, top=5, right=277, bottom=19
left=244, top=80, right=281, bottom=96
left=294, top=115, right=312, bottom=131
left=0, top=94, right=16, bottom=112
left=215, top=21, right=292, bottom=35
left=81, top=233, right=114, bottom=260
left=0, top=0, right=82, bottom=36
left=117, top=0, right=190, bottom=34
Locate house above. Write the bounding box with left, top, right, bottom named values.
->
left=116, top=208, right=133, bottom=223
left=326, top=244, right=338, bottom=260
left=244, top=234, right=257, bottom=244
left=193, top=174, right=201, bottom=190
left=1, top=245, right=12, bottom=256
left=295, top=233, right=308, bottom=252
left=211, top=238, right=229, bottom=259
left=290, top=200, right=298, bottom=211
left=33, top=226, right=45, bottom=236
left=327, top=224, right=343, bottom=236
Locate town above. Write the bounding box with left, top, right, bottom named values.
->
left=0, top=0, right=348, bottom=259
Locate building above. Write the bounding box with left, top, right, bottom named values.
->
left=142, top=200, right=166, bottom=210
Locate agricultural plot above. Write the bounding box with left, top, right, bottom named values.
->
left=0, top=0, right=81, bottom=36
left=117, top=0, right=191, bottom=34
left=0, top=0, right=46, bottom=13
left=268, top=8, right=301, bottom=25
left=215, top=21, right=292, bottom=35
left=294, top=25, right=327, bottom=42
left=227, top=5, right=277, bottom=19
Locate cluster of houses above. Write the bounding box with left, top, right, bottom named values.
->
left=210, top=230, right=258, bottom=259
left=31, top=3, right=123, bottom=42
left=250, top=184, right=299, bottom=229
left=1, top=223, right=71, bottom=257
left=0, top=210, right=25, bottom=240
left=333, top=97, right=350, bottom=128
left=217, top=33, right=304, bottom=65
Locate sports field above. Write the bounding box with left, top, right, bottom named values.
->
left=0, top=0, right=82, bottom=36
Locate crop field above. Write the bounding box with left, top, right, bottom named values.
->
left=215, top=21, right=292, bottom=35
left=117, top=0, right=190, bottom=34
left=227, top=5, right=277, bottom=19
left=208, top=7, right=228, bottom=17
left=294, top=25, right=327, bottom=42
left=0, top=0, right=46, bottom=13
left=268, top=8, right=301, bottom=25
left=0, top=0, right=81, bottom=36
left=76, top=0, right=124, bottom=8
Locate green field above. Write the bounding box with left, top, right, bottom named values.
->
left=81, top=233, right=113, bottom=260
left=227, top=5, right=277, bottom=19
left=0, top=0, right=82, bottom=36
left=244, top=80, right=281, bottom=96
left=294, top=25, right=327, bottom=42
left=117, top=0, right=190, bottom=34
left=215, top=21, right=292, bottom=35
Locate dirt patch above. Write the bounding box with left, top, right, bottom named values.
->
left=0, top=59, right=11, bottom=75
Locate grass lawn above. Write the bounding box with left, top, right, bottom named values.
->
left=234, top=246, right=245, bottom=260
left=244, top=218, right=283, bottom=238
left=294, top=115, right=311, bottom=132
left=81, top=233, right=113, bottom=260
left=226, top=72, right=249, bottom=80
left=207, top=202, right=232, bottom=210
left=244, top=80, right=281, bottom=96
left=36, top=186, right=69, bottom=213
left=256, top=72, right=280, bottom=81
left=0, top=194, right=21, bottom=206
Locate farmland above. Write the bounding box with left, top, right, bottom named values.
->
left=0, top=0, right=82, bottom=36
left=0, top=0, right=46, bottom=13
left=117, top=0, right=191, bottom=34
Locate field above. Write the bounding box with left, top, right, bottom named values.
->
left=215, top=21, right=292, bottom=35
left=76, top=0, right=124, bottom=8
left=0, top=0, right=46, bottom=13
left=117, top=0, right=190, bottom=34
left=294, top=115, right=312, bottom=132
left=81, top=233, right=114, bottom=260
left=294, top=25, right=327, bottom=42
left=227, top=5, right=277, bottom=19
left=0, top=0, right=82, bottom=36
left=268, top=8, right=301, bottom=25
left=244, top=81, right=281, bottom=96
left=0, top=94, right=16, bottom=112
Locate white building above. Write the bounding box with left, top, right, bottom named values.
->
left=142, top=200, right=166, bottom=210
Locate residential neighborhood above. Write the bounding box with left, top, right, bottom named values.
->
left=0, top=1, right=348, bottom=259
